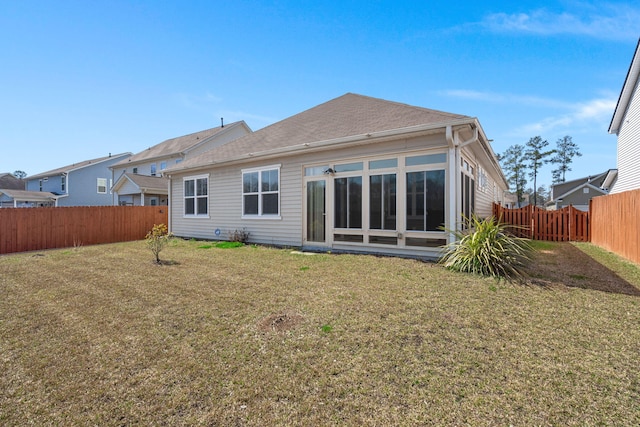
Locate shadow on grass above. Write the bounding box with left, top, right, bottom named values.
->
left=154, top=259, right=180, bottom=266
left=525, top=242, right=640, bottom=297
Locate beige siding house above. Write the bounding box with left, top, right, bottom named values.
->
left=165, top=94, right=508, bottom=258
left=111, top=121, right=251, bottom=205
left=609, top=39, right=640, bottom=194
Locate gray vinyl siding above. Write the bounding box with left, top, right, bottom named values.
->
left=612, top=78, right=640, bottom=194
left=170, top=132, right=507, bottom=256
left=117, top=179, right=139, bottom=195
left=459, top=147, right=504, bottom=219
left=171, top=160, right=303, bottom=245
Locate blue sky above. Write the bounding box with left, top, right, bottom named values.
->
left=1, top=1, right=638, bottom=189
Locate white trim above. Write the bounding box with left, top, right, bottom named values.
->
left=302, top=149, right=449, bottom=251
left=241, top=165, right=281, bottom=218
left=97, top=178, right=108, bottom=194
left=182, top=173, right=210, bottom=218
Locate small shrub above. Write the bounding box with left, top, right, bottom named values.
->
left=439, top=215, right=532, bottom=281
left=145, top=224, right=173, bottom=264
left=228, top=228, right=250, bottom=243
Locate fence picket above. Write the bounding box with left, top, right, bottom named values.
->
left=492, top=204, right=589, bottom=242
left=0, top=206, right=168, bottom=255
left=590, top=189, right=640, bottom=265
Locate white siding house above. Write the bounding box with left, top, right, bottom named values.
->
left=609, top=39, right=640, bottom=194
left=164, top=94, right=508, bottom=259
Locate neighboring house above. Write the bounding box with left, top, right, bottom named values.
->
left=110, top=121, right=251, bottom=206
left=25, top=153, right=132, bottom=206
left=0, top=173, right=26, bottom=190
left=546, top=169, right=618, bottom=211
left=609, top=38, right=640, bottom=194
left=164, top=93, right=508, bottom=258
left=0, top=189, right=58, bottom=208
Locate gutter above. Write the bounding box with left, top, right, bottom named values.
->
left=167, top=118, right=478, bottom=176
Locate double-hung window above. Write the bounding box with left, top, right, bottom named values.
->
left=242, top=166, right=280, bottom=217
left=97, top=178, right=107, bottom=194
left=184, top=175, right=209, bottom=216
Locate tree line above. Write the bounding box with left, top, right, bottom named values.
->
left=498, top=135, right=581, bottom=207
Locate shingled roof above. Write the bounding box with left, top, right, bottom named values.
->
left=27, top=153, right=132, bottom=179
left=170, top=93, right=471, bottom=172
left=114, top=121, right=247, bottom=166
left=113, top=173, right=168, bottom=193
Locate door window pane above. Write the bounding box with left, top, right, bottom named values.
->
left=406, top=170, right=444, bottom=231
left=306, top=181, right=326, bottom=242
left=335, top=176, right=362, bottom=228
left=370, top=174, right=396, bottom=230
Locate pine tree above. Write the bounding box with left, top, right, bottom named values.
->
left=550, top=135, right=581, bottom=184
left=499, top=145, right=528, bottom=207
left=524, top=136, right=554, bottom=207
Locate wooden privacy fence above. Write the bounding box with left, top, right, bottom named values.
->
left=0, top=206, right=168, bottom=255
left=492, top=204, right=589, bottom=242
left=590, top=189, right=640, bottom=265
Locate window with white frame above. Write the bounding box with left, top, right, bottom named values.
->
left=151, top=163, right=157, bottom=176
left=242, top=166, right=280, bottom=216
left=184, top=175, right=209, bottom=216
left=97, top=178, right=107, bottom=194
left=460, top=157, right=475, bottom=227
left=61, top=176, right=66, bottom=192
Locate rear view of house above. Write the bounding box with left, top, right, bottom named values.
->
left=164, top=93, right=507, bottom=258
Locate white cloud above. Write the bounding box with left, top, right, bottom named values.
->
left=441, top=89, right=571, bottom=109
left=479, top=3, right=640, bottom=40
left=515, top=96, right=617, bottom=134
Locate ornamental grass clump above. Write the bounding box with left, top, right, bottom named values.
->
left=439, top=215, right=532, bottom=281
left=145, top=223, right=173, bottom=264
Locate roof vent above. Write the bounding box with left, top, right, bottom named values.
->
left=221, top=117, right=224, bottom=128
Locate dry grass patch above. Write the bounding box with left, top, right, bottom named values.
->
left=1, top=239, right=640, bottom=425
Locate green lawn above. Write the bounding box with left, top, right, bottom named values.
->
left=1, top=239, right=639, bottom=425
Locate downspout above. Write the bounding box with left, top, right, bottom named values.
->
left=166, top=174, right=172, bottom=234
left=446, top=124, right=479, bottom=237
left=446, top=126, right=458, bottom=241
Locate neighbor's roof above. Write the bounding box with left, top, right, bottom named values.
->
left=0, top=189, right=58, bottom=201
left=113, top=121, right=249, bottom=167
left=169, top=93, right=471, bottom=172
left=609, top=38, right=640, bottom=134
left=550, top=169, right=618, bottom=200
left=0, top=173, right=25, bottom=190
left=112, top=173, right=168, bottom=193
left=27, top=152, right=132, bottom=180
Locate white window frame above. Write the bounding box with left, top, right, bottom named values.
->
left=97, top=178, right=107, bottom=194
left=183, top=174, right=210, bottom=218
left=241, top=164, right=281, bottom=219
